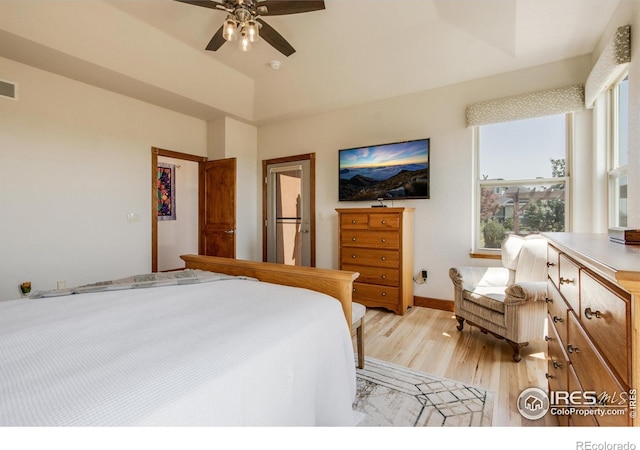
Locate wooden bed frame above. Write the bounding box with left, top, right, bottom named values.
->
left=180, top=255, right=359, bottom=332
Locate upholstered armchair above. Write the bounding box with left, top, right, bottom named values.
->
left=449, top=234, right=548, bottom=362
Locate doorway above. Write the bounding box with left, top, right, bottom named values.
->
left=151, top=147, right=206, bottom=272
left=262, top=153, right=315, bottom=267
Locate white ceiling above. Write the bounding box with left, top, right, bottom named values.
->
left=0, top=0, right=622, bottom=124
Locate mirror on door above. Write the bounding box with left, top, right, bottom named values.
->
left=265, top=158, right=313, bottom=266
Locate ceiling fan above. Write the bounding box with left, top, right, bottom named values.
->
left=174, top=0, right=325, bottom=56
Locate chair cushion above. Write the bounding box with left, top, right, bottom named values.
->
left=501, top=235, right=525, bottom=271
left=352, top=302, right=366, bottom=324
left=462, top=287, right=506, bottom=314
left=514, top=236, right=548, bottom=283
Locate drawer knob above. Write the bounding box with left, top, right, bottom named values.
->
left=559, top=277, right=574, bottom=285
left=381, top=275, right=387, bottom=279
left=545, top=297, right=553, bottom=304
left=381, top=238, right=386, bottom=243
left=351, top=254, right=356, bottom=259
left=381, top=256, right=386, bottom=261
left=351, top=237, right=357, bottom=241
left=584, top=307, right=602, bottom=320
left=552, top=316, right=563, bottom=323
left=567, top=344, right=579, bottom=354
left=381, top=220, right=386, bottom=224
left=552, top=360, right=563, bottom=369
left=546, top=262, right=556, bottom=267
left=351, top=220, right=357, bottom=224
left=381, top=292, right=386, bottom=297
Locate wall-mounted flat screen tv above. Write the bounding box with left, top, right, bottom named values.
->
left=339, top=138, right=429, bottom=201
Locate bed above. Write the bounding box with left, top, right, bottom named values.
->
left=0, top=255, right=359, bottom=426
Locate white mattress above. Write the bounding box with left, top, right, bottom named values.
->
left=0, top=278, right=356, bottom=426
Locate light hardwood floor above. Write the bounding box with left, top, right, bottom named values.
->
left=354, top=305, right=559, bottom=427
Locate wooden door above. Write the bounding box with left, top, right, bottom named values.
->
left=199, top=158, right=236, bottom=258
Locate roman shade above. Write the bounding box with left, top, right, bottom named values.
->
left=465, top=84, right=584, bottom=127
left=585, top=25, right=631, bottom=108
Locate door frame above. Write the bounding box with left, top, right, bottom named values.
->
left=262, top=153, right=316, bottom=266
left=151, top=147, right=207, bottom=272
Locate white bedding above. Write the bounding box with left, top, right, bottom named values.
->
left=0, top=276, right=356, bottom=426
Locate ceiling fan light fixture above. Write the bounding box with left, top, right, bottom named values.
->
left=223, top=17, right=238, bottom=41
left=246, top=20, right=259, bottom=43
left=176, top=0, right=326, bottom=56
left=238, top=29, right=252, bottom=52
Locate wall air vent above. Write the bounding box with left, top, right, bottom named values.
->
left=0, top=80, right=17, bottom=100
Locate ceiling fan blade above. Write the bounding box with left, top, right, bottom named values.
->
left=258, top=0, right=325, bottom=16
left=173, top=0, right=226, bottom=11
left=257, top=18, right=295, bottom=56
left=206, top=26, right=226, bottom=51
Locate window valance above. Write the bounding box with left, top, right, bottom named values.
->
left=465, top=84, right=584, bottom=127
left=585, top=25, right=631, bottom=108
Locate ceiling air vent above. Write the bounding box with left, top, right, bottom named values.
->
left=0, top=80, right=17, bottom=100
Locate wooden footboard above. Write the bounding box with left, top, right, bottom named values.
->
left=180, top=255, right=359, bottom=332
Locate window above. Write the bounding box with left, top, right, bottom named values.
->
left=608, top=75, right=628, bottom=227
left=476, top=114, right=569, bottom=250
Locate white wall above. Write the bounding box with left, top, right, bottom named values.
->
left=0, top=57, right=207, bottom=301
left=0, top=1, right=256, bottom=120
left=3, top=1, right=637, bottom=305
left=157, top=156, right=199, bottom=271
left=588, top=0, right=640, bottom=230
left=258, top=56, right=595, bottom=302
left=224, top=118, right=259, bottom=261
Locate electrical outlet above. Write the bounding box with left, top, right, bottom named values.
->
left=414, top=269, right=428, bottom=285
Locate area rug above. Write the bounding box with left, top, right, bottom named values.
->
left=353, top=357, right=494, bottom=427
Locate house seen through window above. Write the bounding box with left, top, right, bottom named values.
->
left=476, top=113, right=568, bottom=249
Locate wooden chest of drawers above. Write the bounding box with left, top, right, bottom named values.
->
left=543, top=233, right=639, bottom=427
left=336, top=207, right=414, bottom=315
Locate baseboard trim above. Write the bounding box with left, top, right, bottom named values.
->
left=414, top=296, right=454, bottom=312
